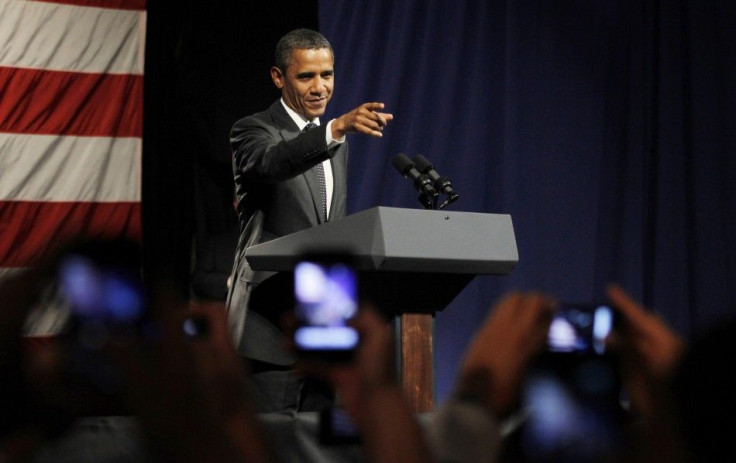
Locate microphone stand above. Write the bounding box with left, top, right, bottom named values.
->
left=391, top=153, right=440, bottom=210
left=412, top=174, right=438, bottom=209
left=437, top=191, right=459, bottom=210
left=418, top=191, right=438, bottom=210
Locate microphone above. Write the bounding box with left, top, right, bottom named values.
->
left=391, top=153, right=438, bottom=208
left=412, top=154, right=459, bottom=208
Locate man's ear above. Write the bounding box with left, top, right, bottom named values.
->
left=270, top=66, right=284, bottom=89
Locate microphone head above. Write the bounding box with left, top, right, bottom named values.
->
left=391, top=153, right=414, bottom=175
left=412, top=154, right=433, bottom=174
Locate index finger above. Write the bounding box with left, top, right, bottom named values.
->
left=517, top=293, right=557, bottom=347
left=373, top=112, right=394, bottom=126
left=362, top=102, right=386, bottom=111
left=606, top=283, right=652, bottom=328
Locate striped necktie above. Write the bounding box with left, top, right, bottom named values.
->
left=302, top=122, right=327, bottom=222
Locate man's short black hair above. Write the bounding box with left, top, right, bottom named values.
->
left=274, top=28, right=333, bottom=71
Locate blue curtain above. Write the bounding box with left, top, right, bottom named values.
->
left=318, top=0, right=736, bottom=401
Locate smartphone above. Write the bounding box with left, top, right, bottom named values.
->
left=293, top=253, right=359, bottom=361
left=518, top=303, right=626, bottom=462
left=546, top=303, right=614, bottom=355
left=57, top=239, right=146, bottom=333
left=54, top=238, right=146, bottom=395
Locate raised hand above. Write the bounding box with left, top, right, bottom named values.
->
left=332, top=102, right=394, bottom=138
left=606, top=284, right=685, bottom=416
left=456, top=292, right=556, bottom=418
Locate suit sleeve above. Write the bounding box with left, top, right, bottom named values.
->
left=231, top=115, right=340, bottom=184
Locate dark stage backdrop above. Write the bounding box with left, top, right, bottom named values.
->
left=317, top=0, right=736, bottom=400
left=143, top=1, right=318, bottom=292
left=144, top=1, right=736, bottom=403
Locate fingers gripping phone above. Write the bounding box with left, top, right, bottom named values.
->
left=293, top=253, right=359, bottom=362
left=55, top=238, right=146, bottom=395
left=520, top=303, right=626, bottom=462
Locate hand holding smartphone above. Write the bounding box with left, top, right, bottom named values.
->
left=519, top=303, right=626, bottom=462
left=57, top=240, right=146, bottom=332
left=293, top=252, right=360, bottom=362
left=54, top=238, right=146, bottom=396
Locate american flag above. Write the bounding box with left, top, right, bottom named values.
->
left=0, top=0, right=145, bottom=297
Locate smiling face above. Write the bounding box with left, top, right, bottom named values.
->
left=271, top=48, right=334, bottom=121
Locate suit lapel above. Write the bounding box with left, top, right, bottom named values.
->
left=328, top=145, right=347, bottom=220
left=303, top=165, right=324, bottom=223
left=269, top=101, right=325, bottom=224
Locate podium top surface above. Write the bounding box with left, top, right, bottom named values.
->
left=246, top=206, right=518, bottom=275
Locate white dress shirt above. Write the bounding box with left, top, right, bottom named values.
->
left=280, top=98, right=345, bottom=219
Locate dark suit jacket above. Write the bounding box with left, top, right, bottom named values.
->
left=226, top=100, right=348, bottom=365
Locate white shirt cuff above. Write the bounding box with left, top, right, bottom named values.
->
left=326, top=119, right=346, bottom=147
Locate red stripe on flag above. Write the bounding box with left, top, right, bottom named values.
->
left=0, top=201, right=141, bottom=268
left=29, top=0, right=146, bottom=10
left=0, top=67, right=143, bottom=138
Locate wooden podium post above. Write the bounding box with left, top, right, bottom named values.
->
left=401, top=313, right=434, bottom=412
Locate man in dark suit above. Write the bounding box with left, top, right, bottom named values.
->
left=226, top=28, right=393, bottom=412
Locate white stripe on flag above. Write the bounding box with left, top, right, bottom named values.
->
left=0, top=0, right=146, bottom=75
left=0, top=134, right=141, bottom=202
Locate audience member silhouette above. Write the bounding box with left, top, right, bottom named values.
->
left=667, top=317, right=736, bottom=463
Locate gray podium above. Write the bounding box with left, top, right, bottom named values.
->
left=246, top=206, right=518, bottom=411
